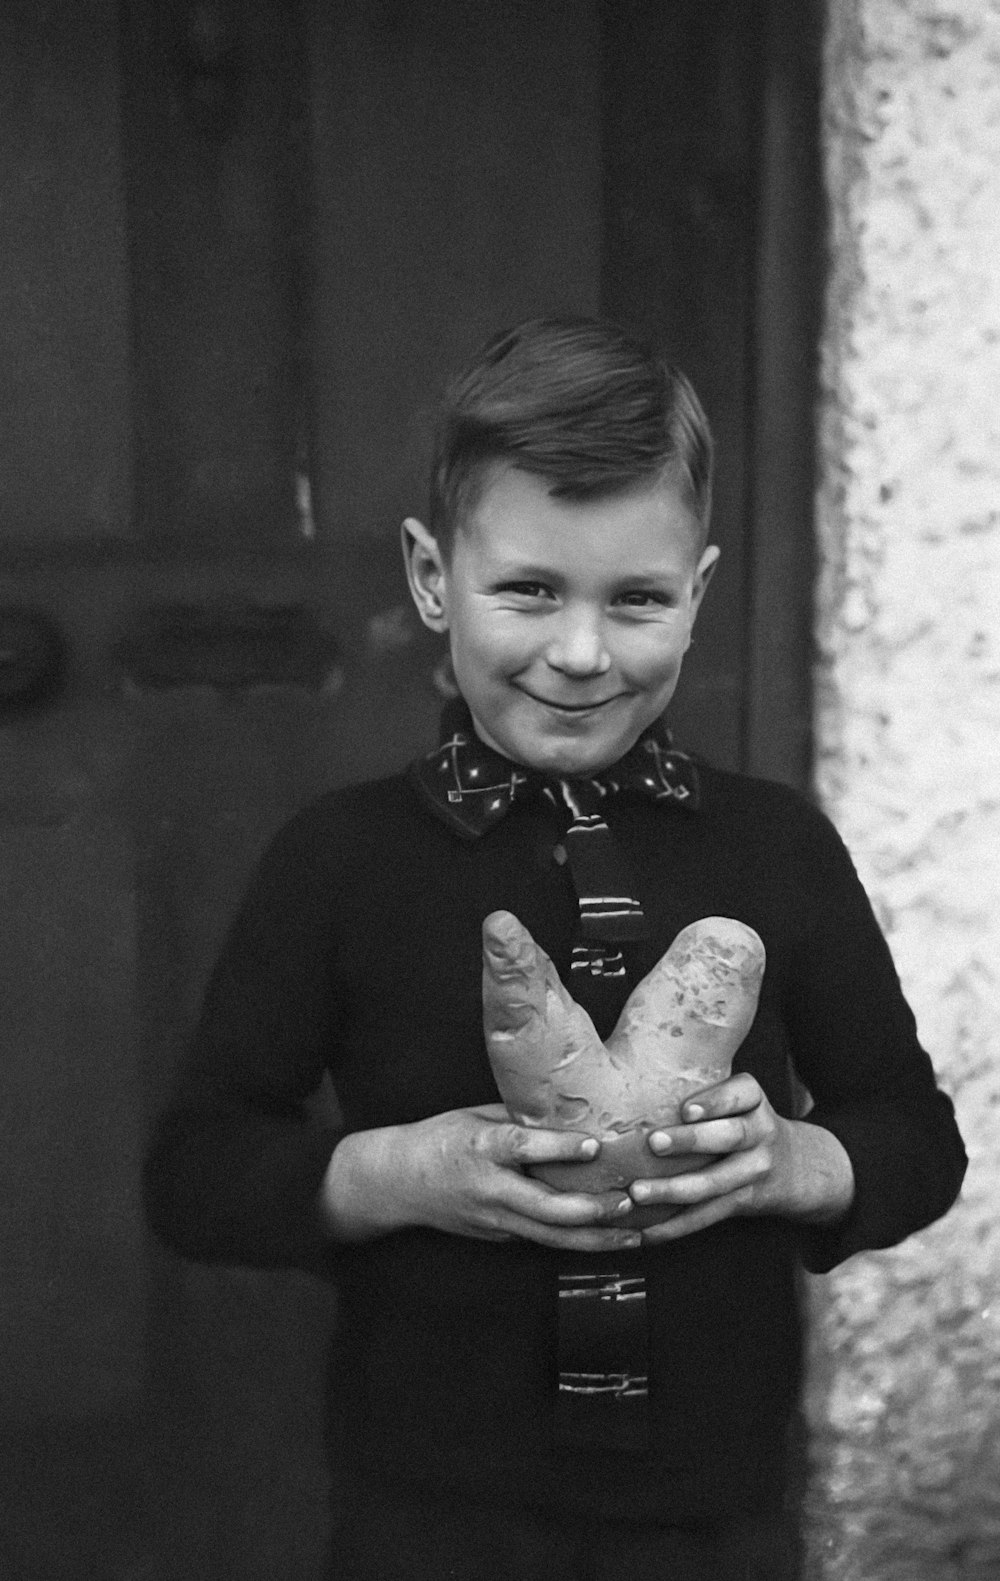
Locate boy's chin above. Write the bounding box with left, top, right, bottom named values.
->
left=505, top=729, right=641, bottom=778
left=468, top=700, right=651, bottom=776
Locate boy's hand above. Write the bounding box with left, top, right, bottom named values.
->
left=319, top=1104, right=642, bottom=1254
left=628, top=1074, right=856, bottom=1244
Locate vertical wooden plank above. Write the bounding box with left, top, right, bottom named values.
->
left=0, top=802, right=143, bottom=1419
left=744, top=0, right=823, bottom=790
left=0, top=0, right=132, bottom=539
left=306, top=0, right=603, bottom=541
left=0, top=0, right=145, bottom=1426
left=601, top=0, right=763, bottom=772
left=118, top=0, right=304, bottom=541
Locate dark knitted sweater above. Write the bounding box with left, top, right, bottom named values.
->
left=145, top=759, right=967, bottom=1523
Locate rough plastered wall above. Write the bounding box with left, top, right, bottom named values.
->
left=805, top=2, right=1000, bottom=1577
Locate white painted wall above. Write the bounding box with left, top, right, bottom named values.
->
left=806, top=3, right=1000, bottom=1576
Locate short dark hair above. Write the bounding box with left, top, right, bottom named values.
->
left=428, top=316, right=713, bottom=554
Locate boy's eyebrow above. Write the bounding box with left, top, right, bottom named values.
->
left=485, top=557, right=560, bottom=580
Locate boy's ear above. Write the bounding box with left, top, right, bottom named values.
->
left=686, top=545, right=720, bottom=648
left=691, top=546, right=720, bottom=613
left=401, top=516, right=449, bottom=633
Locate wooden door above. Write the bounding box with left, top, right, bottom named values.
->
left=0, top=2, right=818, bottom=1575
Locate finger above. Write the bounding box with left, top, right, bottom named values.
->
left=629, top=1148, right=769, bottom=1209
left=502, top=1174, right=634, bottom=1228
left=675, top=1073, right=763, bottom=1123
left=646, top=1115, right=761, bottom=1158
left=639, top=1185, right=757, bottom=1244
left=491, top=1122, right=604, bottom=1170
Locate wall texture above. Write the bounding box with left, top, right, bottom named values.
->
left=806, top=2, right=1000, bottom=1577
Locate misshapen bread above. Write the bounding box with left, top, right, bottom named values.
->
left=482, top=911, right=765, bottom=1223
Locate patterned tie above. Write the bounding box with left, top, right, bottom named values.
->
left=542, top=776, right=647, bottom=985
left=409, top=701, right=701, bottom=1453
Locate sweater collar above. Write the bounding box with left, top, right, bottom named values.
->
left=408, top=697, right=700, bottom=842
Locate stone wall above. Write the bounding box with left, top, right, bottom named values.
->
left=805, top=2, right=1000, bottom=1577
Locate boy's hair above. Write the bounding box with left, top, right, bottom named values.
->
left=428, top=316, right=713, bottom=554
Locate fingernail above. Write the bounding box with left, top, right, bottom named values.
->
left=631, top=1183, right=650, bottom=1203
left=620, top=1233, right=642, bottom=1249
left=685, top=1104, right=705, bottom=1120
left=649, top=1130, right=670, bottom=1150
left=615, top=1197, right=632, bottom=1214
left=579, top=1138, right=599, bottom=1158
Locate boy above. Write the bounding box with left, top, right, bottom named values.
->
left=146, top=317, right=966, bottom=1580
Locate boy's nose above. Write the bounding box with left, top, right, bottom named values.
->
left=545, top=611, right=611, bottom=676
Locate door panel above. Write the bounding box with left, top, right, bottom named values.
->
left=0, top=0, right=141, bottom=1431
left=307, top=0, right=602, bottom=542
left=0, top=0, right=132, bottom=540
left=1, top=807, right=142, bottom=1418
left=118, top=0, right=304, bottom=541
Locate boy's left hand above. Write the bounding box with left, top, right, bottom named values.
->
left=630, top=1073, right=855, bottom=1244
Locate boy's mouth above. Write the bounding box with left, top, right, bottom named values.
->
left=519, top=689, right=622, bottom=714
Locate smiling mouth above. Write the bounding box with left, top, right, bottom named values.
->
left=520, top=690, right=621, bottom=713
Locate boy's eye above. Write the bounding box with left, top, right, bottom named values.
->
left=617, top=589, right=676, bottom=608
left=496, top=581, right=554, bottom=600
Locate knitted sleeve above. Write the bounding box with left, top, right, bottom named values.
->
left=144, top=805, right=347, bottom=1275
left=776, top=796, right=967, bottom=1273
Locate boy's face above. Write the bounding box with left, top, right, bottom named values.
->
left=404, top=465, right=718, bottom=777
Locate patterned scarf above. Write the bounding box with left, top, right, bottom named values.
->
left=409, top=698, right=699, bottom=838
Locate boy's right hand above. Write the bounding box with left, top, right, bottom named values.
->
left=318, top=1104, right=641, bottom=1253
